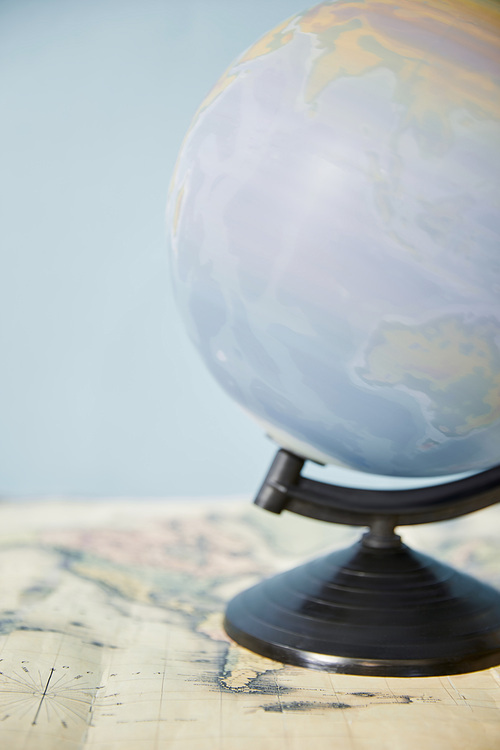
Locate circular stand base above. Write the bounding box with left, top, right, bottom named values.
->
left=224, top=538, right=500, bottom=677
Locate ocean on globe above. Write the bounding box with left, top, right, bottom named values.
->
left=167, top=0, right=500, bottom=479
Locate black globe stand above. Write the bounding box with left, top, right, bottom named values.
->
left=224, top=449, right=500, bottom=677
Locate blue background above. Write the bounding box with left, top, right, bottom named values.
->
left=1, top=0, right=448, bottom=497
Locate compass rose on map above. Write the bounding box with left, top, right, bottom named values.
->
left=0, top=661, right=101, bottom=727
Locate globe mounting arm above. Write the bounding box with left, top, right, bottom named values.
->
left=255, top=449, right=500, bottom=532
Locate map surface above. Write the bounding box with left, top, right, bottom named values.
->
left=0, top=497, right=499, bottom=749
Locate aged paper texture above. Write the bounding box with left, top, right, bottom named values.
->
left=0, top=499, right=499, bottom=749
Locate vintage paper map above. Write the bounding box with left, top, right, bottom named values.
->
left=0, top=497, right=499, bottom=749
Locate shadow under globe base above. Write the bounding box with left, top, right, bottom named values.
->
left=223, top=450, right=500, bottom=677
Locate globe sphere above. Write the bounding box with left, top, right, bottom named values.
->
left=167, top=0, right=500, bottom=479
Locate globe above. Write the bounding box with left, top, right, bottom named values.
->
left=167, top=0, right=500, bottom=479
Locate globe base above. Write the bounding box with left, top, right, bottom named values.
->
left=224, top=449, right=500, bottom=677
left=224, top=535, right=500, bottom=677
